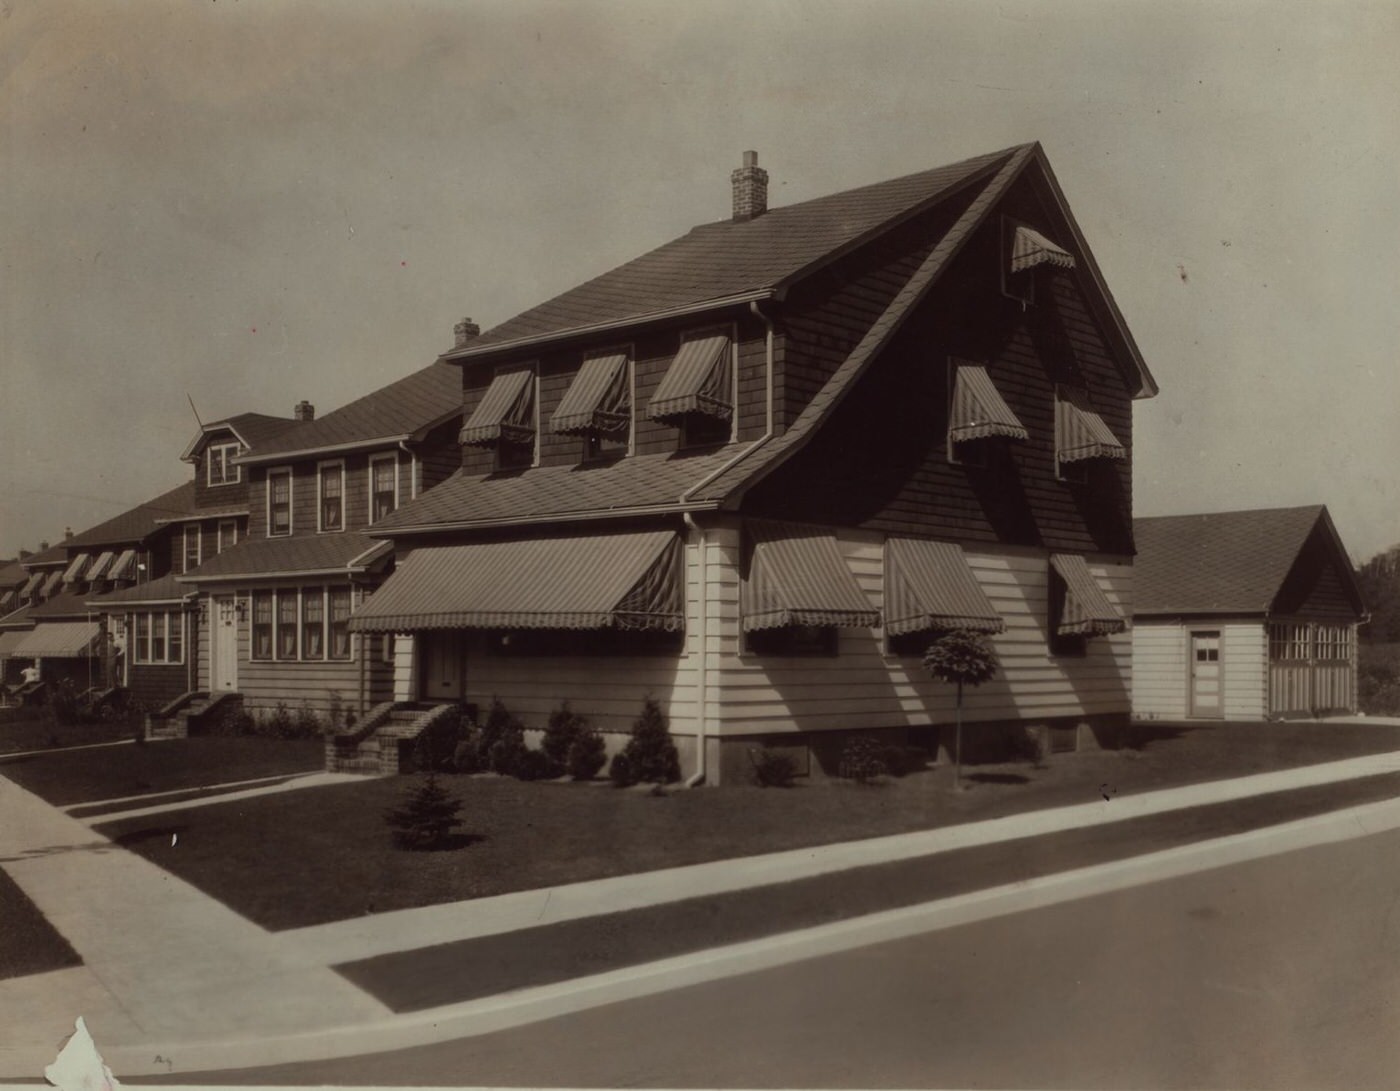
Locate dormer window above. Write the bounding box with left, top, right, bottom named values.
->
left=648, top=329, right=734, bottom=448
left=460, top=365, right=538, bottom=470
left=1054, top=385, right=1125, bottom=482
left=550, top=350, right=632, bottom=461
left=318, top=461, right=345, bottom=532
left=1002, top=217, right=1075, bottom=305
left=946, top=358, right=1028, bottom=466
left=208, top=442, right=241, bottom=486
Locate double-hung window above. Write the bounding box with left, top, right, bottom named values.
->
left=250, top=587, right=354, bottom=663
left=251, top=592, right=274, bottom=660
left=318, top=462, right=344, bottom=532
left=268, top=469, right=292, bottom=537
left=183, top=525, right=202, bottom=574
left=277, top=592, right=299, bottom=659
left=329, top=588, right=352, bottom=660
left=301, top=590, right=325, bottom=659
left=217, top=520, right=238, bottom=553
left=207, top=442, right=241, bottom=486
left=369, top=456, right=398, bottom=524
left=132, top=611, right=184, bottom=665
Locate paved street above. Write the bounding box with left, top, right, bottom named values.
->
left=173, top=824, right=1400, bottom=1089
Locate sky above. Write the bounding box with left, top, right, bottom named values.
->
left=2, top=0, right=1398, bottom=563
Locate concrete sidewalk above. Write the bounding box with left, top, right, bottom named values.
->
left=3, top=746, right=1400, bottom=1079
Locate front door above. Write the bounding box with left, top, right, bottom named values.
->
left=419, top=631, right=465, bottom=701
left=211, top=596, right=239, bottom=692
left=1189, top=630, right=1222, bottom=718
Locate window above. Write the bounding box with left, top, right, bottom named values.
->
left=679, top=412, right=732, bottom=450
left=550, top=350, right=633, bottom=461
left=132, top=611, right=184, bottom=665
left=277, top=591, right=299, bottom=659
left=744, top=625, right=839, bottom=657
left=268, top=469, right=292, bottom=537
left=318, top=462, right=344, bottom=532
left=649, top=329, right=734, bottom=447
left=252, top=592, right=274, bottom=660
left=459, top=365, right=538, bottom=470
left=217, top=520, right=238, bottom=553
left=182, top=526, right=201, bottom=574
left=207, top=442, right=241, bottom=486
left=301, top=590, right=324, bottom=659
left=370, top=456, right=398, bottom=524
left=329, top=588, right=352, bottom=660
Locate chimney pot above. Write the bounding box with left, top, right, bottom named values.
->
left=731, top=150, right=769, bottom=222
left=294, top=400, right=315, bottom=422
left=64, top=527, right=73, bottom=540
left=454, top=317, right=481, bottom=347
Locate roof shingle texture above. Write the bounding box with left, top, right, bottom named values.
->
left=86, top=573, right=188, bottom=606
left=1132, top=506, right=1326, bottom=615
left=64, top=482, right=197, bottom=550
left=219, top=413, right=299, bottom=449
left=182, top=533, right=387, bottom=580
left=461, top=148, right=1018, bottom=352
left=247, top=363, right=463, bottom=459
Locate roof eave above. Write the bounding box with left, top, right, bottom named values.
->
left=181, top=420, right=258, bottom=463
left=236, top=434, right=413, bottom=467
left=368, top=499, right=724, bottom=539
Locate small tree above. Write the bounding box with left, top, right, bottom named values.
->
left=923, top=629, right=998, bottom=788
left=383, top=773, right=464, bottom=850
left=566, top=724, right=608, bottom=781
left=617, top=695, right=680, bottom=785
left=542, top=702, right=588, bottom=770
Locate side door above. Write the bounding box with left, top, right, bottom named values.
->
left=1189, top=630, right=1222, bottom=718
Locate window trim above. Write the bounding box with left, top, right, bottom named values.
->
left=674, top=323, right=739, bottom=451
left=492, top=362, right=540, bottom=472
left=182, top=524, right=202, bottom=575
left=578, top=344, right=635, bottom=463
left=216, top=519, right=238, bottom=554
left=316, top=459, right=346, bottom=534
left=266, top=468, right=294, bottom=538
left=368, top=453, right=400, bottom=525
left=250, top=586, right=356, bottom=663
left=207, top=441, right=242, bottom=487
left=131, top=609, right=185, bottom=665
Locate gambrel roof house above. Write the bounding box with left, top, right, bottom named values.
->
left=1132, top=506, right=1366, bottom=721
left=346, top=143, right=1158, bottom=782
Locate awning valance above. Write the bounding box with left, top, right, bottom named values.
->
left=20, top=572, right=44, bottom=599
left=108, top=549, right=138, bottom=581
left=40, top=571, right=64, bottom=598
left=550, top=353, right=629, bottom=436
left=1011, top=225, right=1076, bottom=274
left=648, top=334, right=732, bottom=422
left=14, top=621, right=101, bottom=658
left=1051, top=554, right=1125, bottom=637
left=62, top=553, right=91, bottom=584
left=349, top=530, right=683, bottom=633
left=1056, top=390, right=1126, bottom=464
left=459, top=370, right=536, bottom=447
left=85, top=551, right=116, bottom=582
left=948, top=363, right=1028, bottom=444
left=742, top=521, right=880, bottom=632
left=885, top=539, right=1004, bottom=637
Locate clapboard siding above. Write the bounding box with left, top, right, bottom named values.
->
left=1130, top=622, right=1188, bottom=720
left=1222, top=623, right=1267, bottom=719
left=1130, top=619, right=1267, bottom=721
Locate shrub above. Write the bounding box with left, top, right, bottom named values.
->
left=452, top=724, right=486, bottom=773
left=515, top=748, right=560, bottom=782
left=383, top=773, right=464, bottom=850
left=542, top=702, right=589, bottom=766
left=292, top=703, right=323, bottom=739
left=47, top=679, right=85, bottom=726
left=487, top=732, right=528, bottom=777
left=751, top=747, right=798, bottom=788
left=838, top=735, right=887, bottom=783
left=618, top=695, right=680, bottom=785
left=608, top=750, right=634, bottom=788
left=566, top=725, right=608, bottom=781
left=413, top=708, right=466, bottom=773
left=877, top=744, right=927, bottom=778
left=264, top=702, right=296, bottom=739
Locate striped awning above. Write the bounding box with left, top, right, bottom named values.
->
left=62, top=553, right=91, bottom=584
left=14, top=621, right=101, bottom=658
left=39, top=570, right=64, bottom=598
left=459, top=370, right=536, bottom=447
left=550, top=353, right=630, bottom=436
left=948, top=363, right=1028, bottom=444
left=648, top=334, right=732, bottom=422
left=1011, top=225, right=1076, bottom=274
left=108, top=549, right=138, bottom=581
left=742, top=521, right=880, bottom=632
left=349, top=530, right=683, bottom=633
left=85, top=551, right=116, bottom=582
left=1056, top=390, right=1126, bottom=464
left=1051, top=554, right=1125, bottom=637
left=884, top=538, right=1004, bottom=637
left=20, top=572, right=44, bottom=599
left=0, top=629, right=26, bottom=657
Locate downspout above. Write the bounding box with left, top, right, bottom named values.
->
left=681, top=300, right=777, bottom=787
left=398, top=440, right=417, bottom=499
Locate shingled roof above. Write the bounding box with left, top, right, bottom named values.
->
left=178, top=533, right=391, bottom=581
left=181, top=412, right=300, bottom=462
left=1133, top=506, right=1356, bottom=616
left=64, top=482, right=196, bottom=550
left=239, top=362, right=463, bottom=464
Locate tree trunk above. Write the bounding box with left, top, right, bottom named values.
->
left=955, top=679, right=964, bottom=788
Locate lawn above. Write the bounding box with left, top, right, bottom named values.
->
left=0, top=736, right=324, bottom=806
left=95, top=718, right=1400, bottom=932
left=0, top=868, right=81, bottom=981
left=0, top=709, right=137, bottom=755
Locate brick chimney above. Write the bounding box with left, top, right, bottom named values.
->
left=454, top=317, right=481, bottom=348
left=731, top=150, right=768, bottom=222
left=294, top=400, right=315, bottom=422
left=64, top=527, right=73, bottom=540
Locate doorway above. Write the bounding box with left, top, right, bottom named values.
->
left=1189, top=630, right=1222, bottom=718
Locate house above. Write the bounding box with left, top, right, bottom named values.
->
left=1132, top=506, right=1366, bottom=720
left=175, top=364, right=464, bottom=721
left=0, top=543, right=80, bottom=693
left=348, top=144, right=1158, bottom=782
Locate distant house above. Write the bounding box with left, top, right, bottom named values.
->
left=177, top=366, right=464, bottom=718
left=0, top=543, right=83, bottom=692
left=350, top=144, right=1158, bottom=782
left=1132, top=506, right=1366, bottom=720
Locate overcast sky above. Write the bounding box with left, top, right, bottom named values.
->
left=3, top=0, right=1398, bottom=563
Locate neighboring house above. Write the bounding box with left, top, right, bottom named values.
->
left=1132, top=506, right=1366, bottom=721
left=352, top=143, right=1157, bottom=782
left=177, top=364, right=465, bottom=717
left=1, top=541, right=102, bottom=691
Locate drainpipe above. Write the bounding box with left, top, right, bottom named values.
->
left=680, top=301, right=777, bottom=787
left=398, top=440, right=417, bottom=499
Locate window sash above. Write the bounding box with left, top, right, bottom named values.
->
left=217, top=520, right=238, bottom=553
left=269, top=471, right=292, bottom=536
left=132, top=611, right=183, bottom=664
left=370, top=458, right=397, bottom=523
left=319, top=465, right=344, bottom=531
left=302, top=590, right=325, bottom=659
left=276, top=592, right=299, bottom=659
left=252, top=592, right=274, bottom=660
left=329, top=588, right=352, bottom=660
left=183, top=527, right=201, bottom=573
left=208, top=443, right=241, bottom=486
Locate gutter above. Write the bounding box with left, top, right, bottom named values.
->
left=235, top=434, right=413, bottom=467
left=441, top=290, right=778, bottom=363
left=368, top=499, right=724, bottom=539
